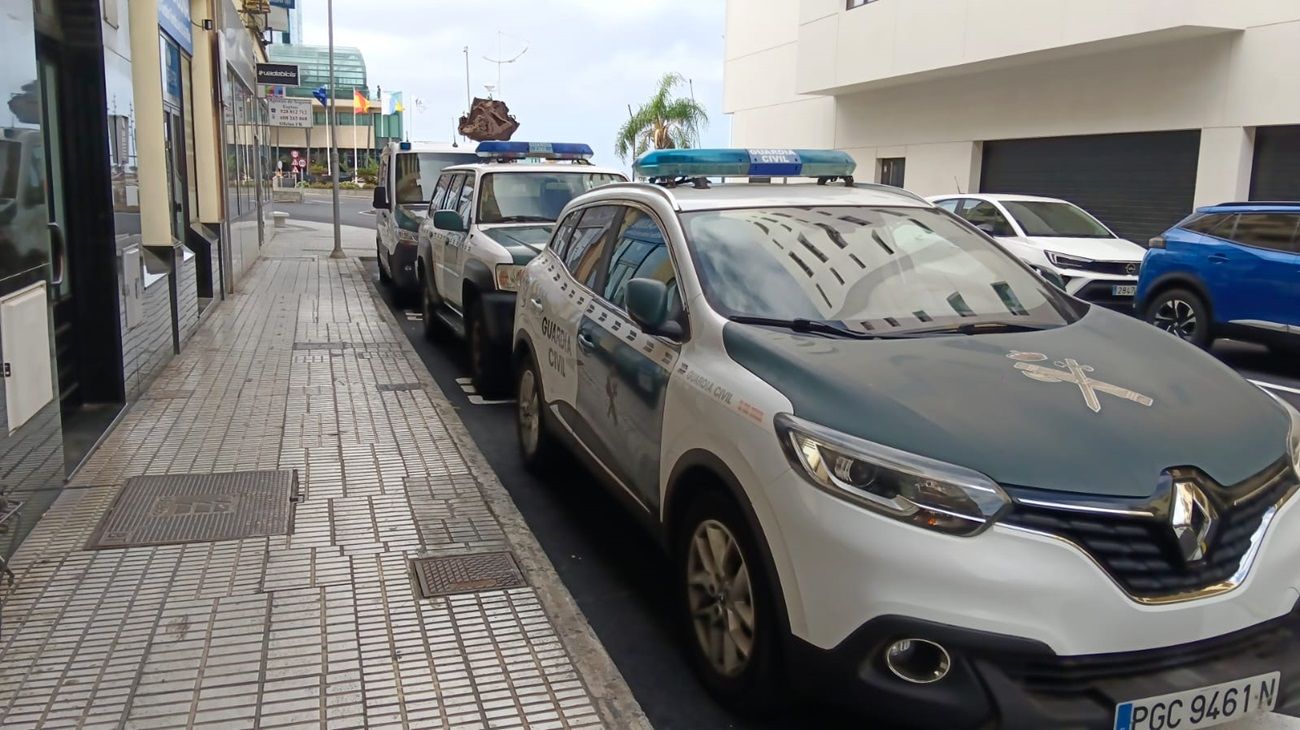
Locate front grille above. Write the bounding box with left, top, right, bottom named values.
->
left=1003, top=463, right=1296, bottom=600
left=1073, top=260, right=1140, bottom=276
left=999, top=606, right=1300, bottom=695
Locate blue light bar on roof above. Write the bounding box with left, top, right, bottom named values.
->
left=476, top=141, right=594, bottom=161
left=398, top=141, right=412, bottom=151
left=633, top=148, right=857, bottom=179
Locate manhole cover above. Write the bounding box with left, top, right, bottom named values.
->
left=411, top=552, right=526, bottom=598
left=376, top=382, right=423, bottom=392
left=88, top=470, right=298, bottom=549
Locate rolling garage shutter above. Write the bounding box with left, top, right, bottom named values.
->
left=1250, top=126, right=1300, bottom=201
left=980, top=131, right=1201, bottom=245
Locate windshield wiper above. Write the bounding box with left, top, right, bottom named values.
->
left=728, top=316, right=918, bottom=340
left=492, top=215, right=553, bottom=223
left=904, top=321, right=1055, bottom=336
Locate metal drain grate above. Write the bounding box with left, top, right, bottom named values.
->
left=293, top=341, right=350, bottom=351
left=88, top=470, right=298, bottom=549
left=411, top=552, right=526, bottom=598
left=376, top=382, right=423, bottom=392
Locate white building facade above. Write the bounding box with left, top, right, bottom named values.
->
left=724, top=0, right=1300, bottom=243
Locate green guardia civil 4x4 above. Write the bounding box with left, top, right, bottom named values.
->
left=511, top=149, right=1300, bottom=729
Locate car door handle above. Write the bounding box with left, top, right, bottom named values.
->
left=529, top=297, right=543, bottom=311
left=576, top=332, right=595, bottom=352
left=1208, top=253, right=1229, bottom=263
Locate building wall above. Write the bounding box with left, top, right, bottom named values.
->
left=725, top=0, right=1300, bottom=204
left=119, top=261, right=175, bottom=401
left=177, top=250, right=200, bottom=347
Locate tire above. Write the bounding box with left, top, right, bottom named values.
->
left=516, top=352, right=558, bottom=473
left=1145, top=288, right=1212, bottom=349
left=377, top=239, right=391, bottom=284
left=675, top=490, right=785, bottom=714
left=467, top=299, right=508, bottom=398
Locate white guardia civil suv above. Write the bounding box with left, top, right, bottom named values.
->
left=512, top=149, right=1300, bottom=729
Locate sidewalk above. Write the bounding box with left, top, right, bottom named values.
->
left=0, top=221, right=647, bottom=729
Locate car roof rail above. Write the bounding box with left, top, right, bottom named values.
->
left=1212, top=201, right=1300, bottom=208
left=587, top=181, right=682, bottom=208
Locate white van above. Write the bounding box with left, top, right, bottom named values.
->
left=373, top=141, right=476, bottom=299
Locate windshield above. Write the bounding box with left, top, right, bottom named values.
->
left=1001, top=201, right=1113, bottom=238
left=682, top=206, right=1076, bottom=333
left=394, top=152, right=477, bottom=205
left=477, top=172, right=623, bottom=224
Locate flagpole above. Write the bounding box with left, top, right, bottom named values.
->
left=327, top=0, right=343, bottom=259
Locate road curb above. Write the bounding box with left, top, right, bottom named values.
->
left=354, top=257, right=653, bottom=730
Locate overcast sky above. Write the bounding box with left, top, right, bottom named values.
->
left=300, top=0, right=731, bottom=169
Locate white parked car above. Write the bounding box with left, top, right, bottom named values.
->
left=929, top=194, right=1146, bottom=308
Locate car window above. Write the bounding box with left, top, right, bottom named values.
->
left=602, top=208, right=680, bottom=314
left=456, top=175, right=475, bottom=221
left=1182, top=213, right=1231, bottom=236
left=477, top=172, right=624, bottom=224
left=1000, top=201, right=1113, bottom=238
left=394, top=152, right=476, bottom=205
left=429, top=173, right=453, bottom=215
left=959, top=201, right=1016, bottom=237
left=550, top=209, right=581, bottom=261
left=934, top=199, right=962, bottom=213
left=563, top=205, right=623, bottom=289
left=440, top=174, right=464, bottom=212
left=682, top=205, right=1074, bottom=331
left=1231, top=213, right=1300, bottom=253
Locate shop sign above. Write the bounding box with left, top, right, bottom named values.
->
left=257, top=63, right=300, bottom=87
left=268, top=98, right=312, bottom=128
left=157, top=0, right=193, bottom=55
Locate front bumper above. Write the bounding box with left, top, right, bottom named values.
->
left=1066, top=276, right=1139, bottom=311
left=479, top=290, right=518, bottom=350
left=788, top=605, right=1300, bottom=729
left=390, top=238, right=420, bottom=292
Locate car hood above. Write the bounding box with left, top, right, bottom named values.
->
left=724, top=308, right=1289, bottom=498
left=1010, top=235, right=1146, bottom=262
left=482, top=224, right=553, bottom=264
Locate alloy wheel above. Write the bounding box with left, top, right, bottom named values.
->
left=518, top=367, right=541, bottom=457
left=1153, top=298, right=1197, bottom=341
left=686, top=519, right=756, bottom=678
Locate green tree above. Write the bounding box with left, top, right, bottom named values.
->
left=615, top=72, right=709, bottom=163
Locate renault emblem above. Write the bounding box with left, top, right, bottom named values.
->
left=1170, top=481, right=1216, bottom=564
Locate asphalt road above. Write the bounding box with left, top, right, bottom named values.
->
left=361, top=254, right=1300, bottom=730
left=273, top=189, right=375, bottom=229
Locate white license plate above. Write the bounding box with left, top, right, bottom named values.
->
left=1114, top=672, right=1280, bottom=730
left=1113, top=285, right=1138, bottom=296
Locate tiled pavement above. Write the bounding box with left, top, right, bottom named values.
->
left=0, top=222, right=647, bottom=729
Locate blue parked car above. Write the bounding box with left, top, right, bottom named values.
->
left=1136, top=202, right=1300, bottom=351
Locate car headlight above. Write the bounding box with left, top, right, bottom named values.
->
left=775, top=414, right=1010, bottom=536
left=495, top=264, right=524, bottom=292
left=1045, top=251, right=1093, bottom=270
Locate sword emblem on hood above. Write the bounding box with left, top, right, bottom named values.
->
left=1007, top=351, right=1155, bottom=413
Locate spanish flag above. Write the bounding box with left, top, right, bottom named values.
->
left=353, top=89, right=370, bottom=114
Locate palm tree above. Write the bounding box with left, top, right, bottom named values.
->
left=615, top=72, right=709, bottom=163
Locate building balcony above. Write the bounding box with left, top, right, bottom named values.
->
left=795, top=0, right=1254, bottom=96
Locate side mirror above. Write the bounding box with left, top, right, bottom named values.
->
left=626, top=278, right=683, bottom=339
left=433, top=209, right=467, bottom=233
left=1034, top=266, right=1067, bottom=291
left=372, top=186, right=389, bottom=210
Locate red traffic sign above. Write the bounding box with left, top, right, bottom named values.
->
left=294, top=158, right=307, bottom=168
left=290, top=150, right=300, bottom=158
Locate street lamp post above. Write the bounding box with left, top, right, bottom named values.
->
left=327, top=0, right=344, bottom=259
